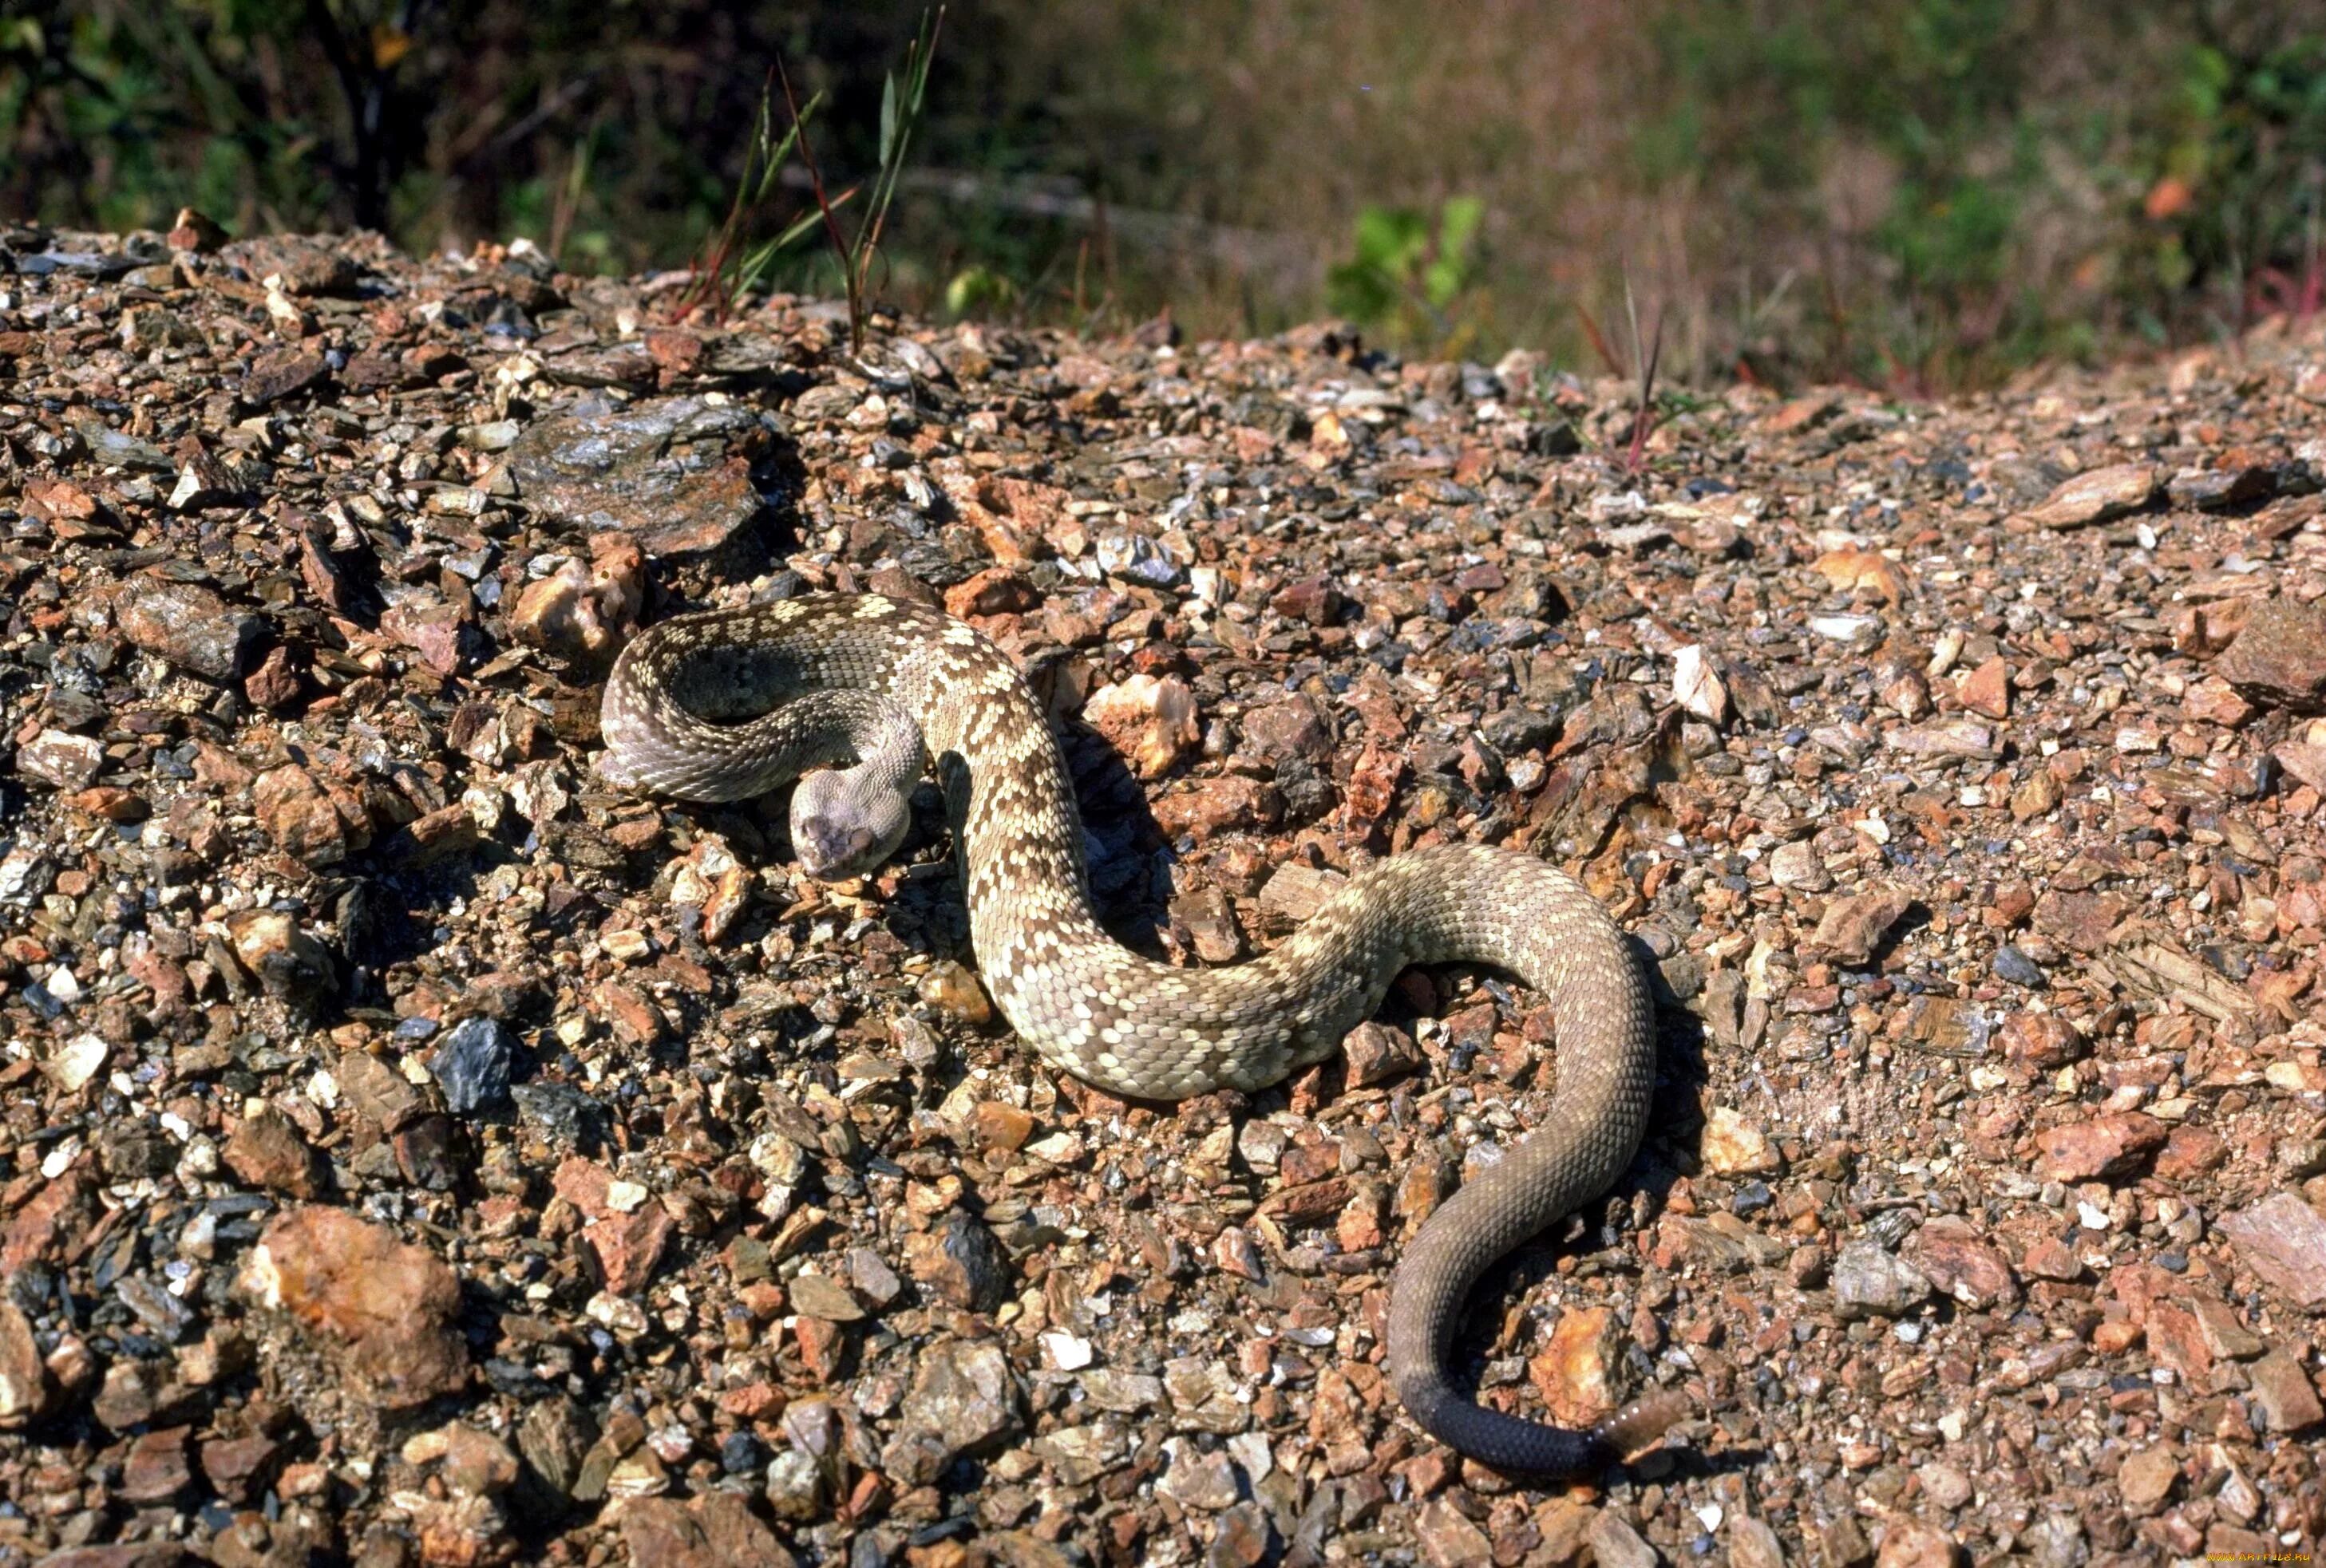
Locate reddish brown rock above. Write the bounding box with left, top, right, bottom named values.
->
left=111, top=575, right=260, bottom=680
left=1083, top=673, right=1199, bottom=779
left=1527, top=1305, right=1619, bottom=1428
left=1343, top=1020, right=1424, bottom=1088
left=617, top=1491, right=785, bottom=1568
left=241, top=1207, right=469, bottom=1408
left=117, top=1425, right=194, bottom=1504
left=2215, top=595, right=2326, bottom=711
left=1910, top=1216, right=2019, bottom=1309
left=2032, top=1112, right=2166, bottom=1183
left=2218, top=1192, right=2326, bottom=1307
left=2000, top=1011, right=2085, bottom=1069
left=1152, top=774, right=1283, bottom=842
left=583, top=1205, right=676, bottom=1297
left=2154, top=1123, right=2229, bottom=1181
left=254, top=764, right=366, bottom=866
left=0, top=1301, right=51, bottom=1429
left=1808, top=888, right=1914, bottom=964
left=222, top=1108, right=321, bottom=1198
left=2247, top=1349, right=2325, bottom=1433
left=943, top=566, right=1041, bottom=618
left=2013, top=463, right=2157, bottom=529
left=1956, top=655, right=2011, bottom=719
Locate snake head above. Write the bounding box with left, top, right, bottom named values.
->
left=793, top=813, right=884, bottom=881
left=790, top=768, right=908, bottom=882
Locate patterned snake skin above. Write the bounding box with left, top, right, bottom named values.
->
left=599, top=592, right=1683, bottom=1474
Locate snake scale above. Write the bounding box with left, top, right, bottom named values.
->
left=599, top=591, right=1684, bottom=1475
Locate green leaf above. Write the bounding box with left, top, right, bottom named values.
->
left=880, top=71, right=900, bottom=168
left=1438, top=195, right=1485, bottom=264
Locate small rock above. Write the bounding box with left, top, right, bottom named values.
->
left=254, top=764, right=366, bottom=866
left=509, top=541, right=645, bottom=665
left=1727, top=1515, right=1789, bottom=1568
left=1767, top=840, right=1830, bottom=891
left=1584, top=1509, right=1659, bottom=1568
left=432, top=1017, right=519, bottom=1114
left=0, top=1301, right=53, bottom=1428
left=1158, top=1440, right=1241, bottom=1510
left=1084, top=674, right=1200, bottom=779
left=1527, top=1305, right=1619, bottom=1427
left=2033, top=1112, right=2166, bottom=1183
left=2155, top=1122, right=2229, bottom=1181
left=880, top=1338, right=1023, bottom=1486
left=787, top=1272, right=865, bottom=1323
left=1992, top=946, right=2046, bottom=987
left=906, top=1211, right=1011, bottom=1311
left=242, top=348, right=331, bottom=404
left=2014, top=463, right=2157, bottom=529
left=226, top=907, right=336, bottom=1005
left=118, top=1425, right=194, bottom=1504
left=2117, top=1444, right=2178, bottom=1515
left=618, top=1491, right=786, bottom=1568
left=921, top=961, right=993, bottom=1025
left=224, top=234, right=358, bottom=294
left=670, top=834, right=750, bottom=942
left=1873, top=1518, right=1956, bottom=1568
left=1414, top=1499, right=1495, bottom=1568
left=1672, top=644, right=1731, bottom=724
left=2246, top=1348, right=2325, bottom=1433
left=967, top=1101, right=1036, bottom=1152
left=223, top=1108, right=320, bottom=1198
left=1955, top=656, right=2010, bottom=719
left=17, top=729, right=106, bottom=790
left=1809, top=889, right=1913, bottom=964
left=943, top=566, right=1041, bottom=618
left=1909, top=1218, right=2019, bottom=1309
left=112, top=575, right=260, bottom=680
left=2215, top=596, right=2326, bottom=711
left=583, top=1205, right=675, bottom=1297
left=1343, top=1020, right=1423, bottom=1088
left=2000, top=1012, right=2084, bottom=1068
left=1830, top=1241, right=1932, bottom=1320
left=2217, top=1191, right=2326, bottom=1307
left=503, top=397, right=773, bottom=559
left=240, top=1206, right=469, bottom=1408
left=1700, top=1105, right=1781, bottom=1175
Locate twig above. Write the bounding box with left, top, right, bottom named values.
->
left=777, top=59, right=854, bottom=305
left=1623, top=282, right=1665, bottom=476
left=1574, top=303, right=1624, bottom=378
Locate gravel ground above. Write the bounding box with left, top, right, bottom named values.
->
left=1, top=224, right=2324, bottom=1568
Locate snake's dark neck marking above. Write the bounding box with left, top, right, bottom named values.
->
left=599, top=593, right=1683, bottom=1476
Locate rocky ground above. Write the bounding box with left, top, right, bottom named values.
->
left=0, top=223, right=2324, bottom=1568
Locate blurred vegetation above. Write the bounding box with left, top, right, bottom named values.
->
left=6, top=0, right=2325, bottom=388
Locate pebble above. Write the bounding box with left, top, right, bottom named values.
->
left=1699, top=1105, right=1781, bottom=1175
left=2214, top=594, right=2326, bottom=710
left=1830, top=1241, right=1932, bottom=1321
left=2033, top=1112, right=2166, bottom=1183
left=880, top=1339, right=1023, bottom=1486
left=2013, top=462, right=2158, bottom=528
left=239, top=1207, right=469, bottom=1408
left=110, top=575, right=261, bottom=680
left=2217, top=1191, right=2326, bottom=1307
left=905, top=1211, right=1012, bottom=1312
left=431, top=1016, right=520, bottom=1114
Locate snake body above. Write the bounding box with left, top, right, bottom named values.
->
left=599, top=592, right=1679, bottom=1474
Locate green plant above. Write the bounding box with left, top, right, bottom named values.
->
left=784, top=4, right=945, bottom=355
left=674, top=75, right=839, bottom=321
left=1325, top=195, right=1485, bottom=346
left=944, top=263, right=1018, bottom=316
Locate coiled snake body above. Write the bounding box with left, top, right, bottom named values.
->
left=600, top=592, right=1681, bottom=1474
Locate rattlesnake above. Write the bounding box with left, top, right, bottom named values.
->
left=599, top=590, right=1684, bottom=1475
